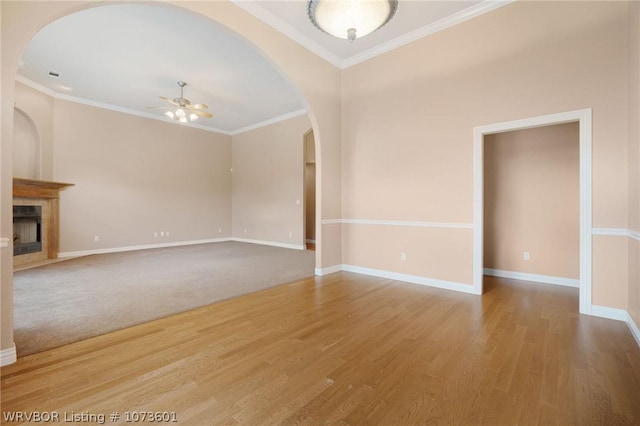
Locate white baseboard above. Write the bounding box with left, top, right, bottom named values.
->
left=315, top=265, right=342, bottom=276
left=230, top=238, right=305, bottom=251
left=591, top=305, right=628, bottom=321
left=314, top=264, right=476, bottom=294
left=306, top=239, right=316, bottom=244
left=342, top=264, right=477, bottom=294
left=590, top=307, right=640, bottom=349
left=59, top=237, right=307, bottom=258
left=58, top=238, right=232, bottom=258
left=483, top=268, right=579, bottom=288
left=0, top=344, right=17, bottom=366
left=626, top=312, right=640, bottom=347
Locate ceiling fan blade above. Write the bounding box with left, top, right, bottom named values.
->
left=189, top=108, right=213, bottom=118
left=160, top=96, right=179, bottom=106
left=189, top=103, right=209, bottom=110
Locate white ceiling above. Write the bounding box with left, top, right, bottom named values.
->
left=234, top=0, right=502, bottom=68
left=17, top=1, right=510, bottom=134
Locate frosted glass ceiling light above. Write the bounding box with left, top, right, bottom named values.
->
left=307, top=0, right=398, bottom=42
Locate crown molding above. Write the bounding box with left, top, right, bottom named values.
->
left=342, top=0, right=515, bottom=68
left=231, top=0, right=343, bottom=68
left=233, top=0, right=514, bottom=70
left=16, top=75, right=307, bottom=136
left=16, top=75, right=233, bottom=135
left=230, top=109, right=307, bottom=135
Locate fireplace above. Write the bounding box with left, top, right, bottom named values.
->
left=12, top=178, right=74, bottom=268
left=13, top=205, right=42, bottom=256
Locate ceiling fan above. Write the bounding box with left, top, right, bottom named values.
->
left=147, top=81, right=213, bottom=123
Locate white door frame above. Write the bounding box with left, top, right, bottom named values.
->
left=473, top=108, right=592, bottom=315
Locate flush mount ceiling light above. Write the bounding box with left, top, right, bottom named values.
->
left=307, top=0, right=398, bottom=43
left=147, top=81, right=213, bottom=123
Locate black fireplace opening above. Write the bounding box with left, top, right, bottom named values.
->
left=13, top=205, right=42, bottom=256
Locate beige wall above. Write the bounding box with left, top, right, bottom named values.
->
left=15, top=81, right=234, bottom=254
left=594, top=235, right=629, bottom=310
left=21, top=86, right=309, bottom=253
left=2, top=0, right=638, bottom=359
left=231, top=114, right=310, bottom=246
left=342, top=1, right=629, bottom=293
left=484, top=123, right=579, bottom=279
left=176, top=0, right=343, bottom=270
left=53, top=100, right=232, bottom=253
left=628, top=1, right=640, bottom=326
left=1, top=0, right=342, bottom=356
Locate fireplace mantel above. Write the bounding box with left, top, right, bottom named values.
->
left=13, top=178, right=74, bottom=199
left=13, top=178, right=74, bottom=267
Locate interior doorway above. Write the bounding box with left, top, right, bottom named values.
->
left=483, top=123, right=580, bottom=288
left=303, top=129, right=316, bottom=251
left=473, top=109, right=593, bottom=314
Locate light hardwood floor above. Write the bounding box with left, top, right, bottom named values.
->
left=2, top=273, right=639, bottom=425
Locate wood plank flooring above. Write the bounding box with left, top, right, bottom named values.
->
left=2, top=273, right=639, bottom=425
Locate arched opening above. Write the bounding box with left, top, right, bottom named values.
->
left=3, top=0, right=338, bottom=362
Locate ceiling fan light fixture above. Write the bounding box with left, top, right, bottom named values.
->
left=150, top=81, right=213, bottom=123
left=307, top=0, right=398, bottom=42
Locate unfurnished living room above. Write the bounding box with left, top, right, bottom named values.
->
left=1, top=0, right=639, bottom=424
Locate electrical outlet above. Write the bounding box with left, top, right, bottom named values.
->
left=154, top=232, right=158, bottom=238
left=94, top=235, right=99, bottom=242
left=166, top=231, right=170, bottom=237
left=289, top=231, right=293, bottom=238
left=218, top=228, right=222, bottom=233
left=244, top=228, right=247, bottom=233
left=523, top=251, right=530, bottom=260
left=400, top=252, right=407, bottom=261
left=296, top=200, right=301, bottom=205
left=160, top=231, right=165, bottom=237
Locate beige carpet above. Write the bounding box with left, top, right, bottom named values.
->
left=13, top=241, right=315, bottom=356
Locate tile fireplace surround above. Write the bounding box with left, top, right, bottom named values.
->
left=13, top=178, right=73, bottom=268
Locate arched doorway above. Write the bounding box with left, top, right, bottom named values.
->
left=1, top=0, right=342, bottom=366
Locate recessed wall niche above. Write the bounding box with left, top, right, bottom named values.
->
left=13, top=107, right=41, bottom=180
